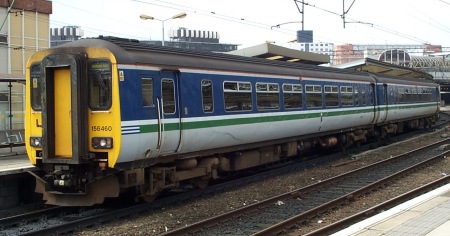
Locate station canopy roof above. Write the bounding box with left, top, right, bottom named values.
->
left=334, top=58, right=433, bottom=80
left=225, top=43, right=330, bottom=66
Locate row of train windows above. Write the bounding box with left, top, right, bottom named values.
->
left=141, top=78, right=376, bottom=112
left=203, top=81, right=436, bottom=112
left=141, top=79, right=436, bottom=114
left=215, top=81, right=373, bottom=112
left=389, top=87, right=435, bottom=104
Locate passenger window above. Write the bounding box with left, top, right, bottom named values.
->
left=412, top=88, right=418, bottom=102
left=389, top=87, right=394, bottom=104
left=399, top=88, right=403, bottom=103
left=202, top=80, right=213, bottom=112
left=162, top=79, right=175, bottom=114
left=256, top=83, right=279, bottom=110
left=324, top=85, right=338, bottom=107
left=88, top=60, right=112, bottom=110
left=369, top=86, right=374, bottom=105
left=361, top=86, right=366, bottom=105
left=341, top=86, right=353, bottom=106
left=30, top=63, right=42, bottom=111
left=354, top=85, right=359, bottom=106
left=142, top=78, right=154, bottom=107
left=404, top=88, right=411, bottom=103
left=224, top=81, right=252, bottom=112
left=305, top=85, right=322, bottom=108
left=283, top=84, right=302, bottom=109
left=393, top=87, right=399, bottom=104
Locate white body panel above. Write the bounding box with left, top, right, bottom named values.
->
left=118, top=107, right=376, bottom=163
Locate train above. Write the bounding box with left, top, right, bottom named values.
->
left=25, top=37, right=440, bottom=206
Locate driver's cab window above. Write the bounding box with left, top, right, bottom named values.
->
left=88, top=60, right=112, bottom=110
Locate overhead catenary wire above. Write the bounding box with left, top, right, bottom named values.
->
left=135, top=0, right=441, bottom=46
left=5, top=0, right=449, bottom=48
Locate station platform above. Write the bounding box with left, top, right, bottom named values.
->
left=0, top=146, right=38, bottom=209
left=332, top=183, right=450, bottom=236
left=0, top=146, right=36, bottom=176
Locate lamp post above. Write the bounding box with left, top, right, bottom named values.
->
left=139, top=12, right=187, bottom=46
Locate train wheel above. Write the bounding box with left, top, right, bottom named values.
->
left=194, top=178, right=210, bottom=189
left=138, top=183, right=161, bottom=203
left=142, top=192, right=160, bottom=203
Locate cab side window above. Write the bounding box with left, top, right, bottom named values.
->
left=142, top=78, right=154, bottom=107
left=30, top=63, right=42, bottom=111
left=88, top=60, right=112, bottom=110
left=162, top=79, right=175, bottom=114
left=202, top=80, right=213, bottom=112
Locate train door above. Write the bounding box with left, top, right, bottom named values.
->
left=375, top=84, right=389, bottom=123
left=370, top=83, right=378, bottom=124
left=155, top=71, right=181, bottom=155
left=40, top=54, right=89, bottom=164
left=381, top=84, right=389, bottom=122
left=436, top=87, right=441, bottom=112
left=53, top=68, right=72, bottom=157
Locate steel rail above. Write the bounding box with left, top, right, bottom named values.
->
left=6, top=126, right=448, bottom=235
left=252, top=148, right=450, bottom=235
left=304, top=175, right=450, bottom=236
left=0, top=206, right=62, bottom=228
left=159, top=138, right=450, bottom=235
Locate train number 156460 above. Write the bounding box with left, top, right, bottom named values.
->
left=91, top=126, right=113, bottom=132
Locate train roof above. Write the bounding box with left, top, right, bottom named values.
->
left=53, top=37, right=438, bottom=87
left=54, top=37, right=375, bottom=82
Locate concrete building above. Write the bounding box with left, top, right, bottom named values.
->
left=50, top=26, right=84, bottom=47
left=140, top=27, right=238, bottom=52
left=286, top=42, right=334, bottom=56
left=0, top=0, right=52, bottom=133
left=282, top=30, right=334, bottom=64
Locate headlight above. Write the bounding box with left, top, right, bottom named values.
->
left=30, top=137, right=42, bottom=147
left=92, top=137, right=113, bottom=149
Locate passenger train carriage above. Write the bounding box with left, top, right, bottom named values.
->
left=25, top=37, right=440, bottom=206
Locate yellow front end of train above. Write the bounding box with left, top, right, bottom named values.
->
left=25, top=46, right=122, bottom=206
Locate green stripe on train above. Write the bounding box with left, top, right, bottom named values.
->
left=138, top=103, right=438, bottom=133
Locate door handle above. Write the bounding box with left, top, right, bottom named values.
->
left=156, top=97, right=162, bottom=149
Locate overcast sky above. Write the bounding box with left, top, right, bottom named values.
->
left=49, top=0, right=450, bottom=50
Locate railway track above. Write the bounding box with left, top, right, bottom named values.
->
left=0, top=206, right=115, bottom=236
left=305, top=175, right=450, bottom=236
left=0, top=147, right=360, bottom=235
left=0, top=206, right=62, bottom=231
left=1, top=115, right=449, bottom=235
left=159, top=138, right=450, bottom=235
